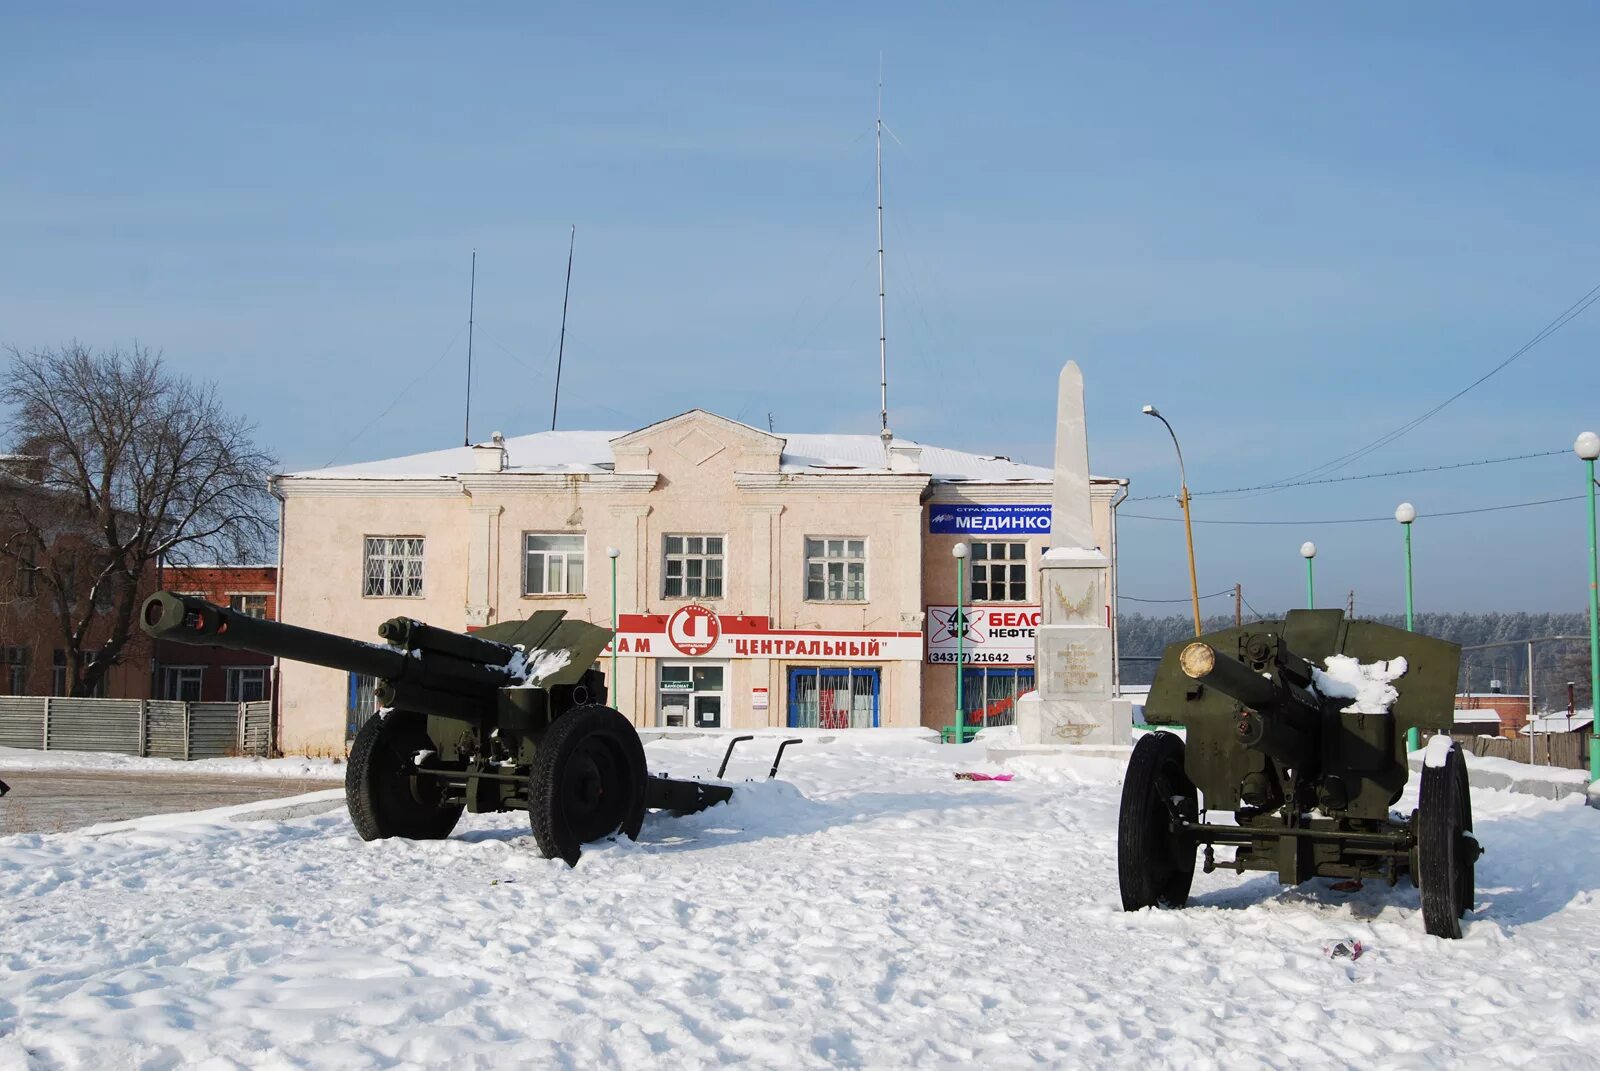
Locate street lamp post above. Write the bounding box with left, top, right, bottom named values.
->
left=1576, top=431, right=1600, bottom=782
left=1396, top=503, right=1420, bottom=752
left=606, top=546, right=621, bottom=710
left=1300, top=542, right=1317, bottom=608
left=1142, top=405, right=1202, bottom=635
left=952, top=542, right=969, bottom=744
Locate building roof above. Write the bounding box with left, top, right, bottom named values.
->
left=283, top=419, right=1117, bottom=486
left=1453, top=709, right=1503, bottom=726
left=1526, top=710, right=1595, bottom=734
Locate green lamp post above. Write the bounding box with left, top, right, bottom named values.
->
left=952, top=541, right=969, bottom=744
left=1396, top=502, right=1420, bottom=752
left=1300, top=541, right=1317, bottom=609
left=1576, top=431, right=1600, bottom=782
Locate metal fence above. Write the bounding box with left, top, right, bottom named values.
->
left=0, top=697, right=274, bottom=759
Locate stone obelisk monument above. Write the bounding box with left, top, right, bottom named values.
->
left=1009, top=361, right=1131, bottom=752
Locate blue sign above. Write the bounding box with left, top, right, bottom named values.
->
left=928, top=504, right=1051, bottom=535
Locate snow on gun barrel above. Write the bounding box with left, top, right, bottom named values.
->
left=136, top=590, right=743, bottom=867
left=1121, top=610, right=1479, bottom=938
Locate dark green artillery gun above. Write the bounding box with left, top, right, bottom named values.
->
left=1119, top=609, right=1480, bottom=938
left=139, top=591, right=733, bottom=865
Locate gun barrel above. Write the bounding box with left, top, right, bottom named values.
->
left=1178, top=642, right=1277, bottom=710
left=141, top=591, right=407, bottom=680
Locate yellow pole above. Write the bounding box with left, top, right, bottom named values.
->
left=1180, top=485, right=1201, bottom=635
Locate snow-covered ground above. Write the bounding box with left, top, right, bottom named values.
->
left=4, top=731, right=1600, bottom=1069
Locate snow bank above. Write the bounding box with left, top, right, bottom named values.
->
left=1312, top=654, right=1407, bottom=714
left=0, top=745, right=344, bottom=780
left=4, top=734, right=1600, bottom=1068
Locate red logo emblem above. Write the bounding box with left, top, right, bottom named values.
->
left=667, top=604, right=720, bottom=656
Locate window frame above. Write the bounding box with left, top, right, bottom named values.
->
left=522, top=532, right=587, bottom=597
left=804, top=536, right=868, bottom=603
left=3, top=645, right=26, bottom=695
left=968, top=540, right=1031, bottom=603
left=226, top=666, right=269, bottom=702
left=362, top=536, right=426, bottom=599
left=662, top=533, right=726, bottom=601
left=13, top=539, right=36, bottom=598
left=228, top=592, right=270, bottom=619
left=159, top=664, right=205, bottom=702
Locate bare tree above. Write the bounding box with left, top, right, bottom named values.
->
left=0, top=343, right=276, bottom=697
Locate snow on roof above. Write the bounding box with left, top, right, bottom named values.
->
left=1526, top=710, right=1595, bottom=734
left=284, top=428, right=1079, bottom=484
left=1453, top=709, right=1503, bottom=725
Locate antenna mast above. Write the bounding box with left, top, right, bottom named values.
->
left=876, top=59, right=890, bottom=439
left=551, top=225, right=575, bottom=432
left=463, top=248, right=476, bottom=446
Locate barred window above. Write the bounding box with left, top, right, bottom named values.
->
left=805, top=538, right=866, bottom=601
left=664, top=535, right=723, bottom=599
left=524, top=534, right=585, bottom=595
left=226, top=666, right=268, bottom=702
left=971, top=541, right=1028, bottom=602
left=363, top=536, right=425, bottom=597
left=229, top=593, right=269, bottom=619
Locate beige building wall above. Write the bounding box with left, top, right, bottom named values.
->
left=273, top=411, right=1122, bottom=754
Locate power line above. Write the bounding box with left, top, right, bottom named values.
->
left=1118, top=589, right=1236, bottom=604
left=1127, top=449, right=1566, bottom=502
left=1124, top=493, right=1584, bottom=526
left=1254, top=281, right=1600, bottom=490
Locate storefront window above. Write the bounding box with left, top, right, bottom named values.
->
left=658, top=663, right=724, bottom=727
left=786, top=666, right=880, bottom=728
left=962, top=667, right=1035, bottom=727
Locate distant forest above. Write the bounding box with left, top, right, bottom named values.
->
left=1116, top=610, right=1592, bottom=708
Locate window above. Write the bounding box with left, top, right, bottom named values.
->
left=363, top=536, right=425, bottom=597
left=13, top=539, right=36, bottom=597
left=961, top=667, right=1035, bottom=728
left=663, top=535, right=723, bottom=599
left=226, top=666, right=268, bottom=702
left=348, top=673, right=378, bottom=740
left=787, top=667, right=880, bottom=729
left=229, top=593, right=269, bottom=619
left=523, top=534, right=585, bottom=595
left=805, top=538, right=866, bottom=601
left=971, top=541, right=1029, bottom=602
left=50, top=649, right=104, bottom=698
left=160, top=665, right=204, bottom=701
left=3, top=646, right=26, bottom=694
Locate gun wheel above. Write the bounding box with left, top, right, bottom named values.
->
left=346, top=710, right=464, bottom=841
left=529, top=705, right=648, bottom=867
left=1417, top=738, right=1476, bottom=939
left=1118, top=731, right=1199, bottom=911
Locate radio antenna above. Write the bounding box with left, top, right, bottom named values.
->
left=551, top=225, right=576, bottom=431
left=876, top=58, right=891, bottom=441
left=462, top=248, right=476, bottom=446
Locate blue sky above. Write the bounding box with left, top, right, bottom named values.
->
left=5, top=3, right=1598, bottom=613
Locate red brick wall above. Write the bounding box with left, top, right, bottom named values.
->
left=156, top=566, right=278, bottom=703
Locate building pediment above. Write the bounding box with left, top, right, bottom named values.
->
left=609, top=410, right=784, bottom=474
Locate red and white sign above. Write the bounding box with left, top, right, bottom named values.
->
left=667, top=604, right=721, bottom=656
left=925, top=605, right=1040, bottom=666
left=602, top=607, right=922, bottom=662
left=751, top=687, right=769, bottom=710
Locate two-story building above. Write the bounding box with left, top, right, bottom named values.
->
left=272, top=411, right=1126, bottom=755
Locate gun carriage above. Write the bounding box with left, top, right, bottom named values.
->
left=1119, top=609, right=1480, bottom=938
left=140, top=591, right=734, bottom=865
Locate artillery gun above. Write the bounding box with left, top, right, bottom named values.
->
left=1119, top=609, right=1480, bottom=938
left=140, top=591, right=734, bottom=865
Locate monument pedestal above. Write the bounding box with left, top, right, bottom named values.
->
left=987, top=362, right=1130, bottom=764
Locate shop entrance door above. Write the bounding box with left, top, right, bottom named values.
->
left=658, top=663, right=726, bottom=728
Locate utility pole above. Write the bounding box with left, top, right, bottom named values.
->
left=1234, top=583, right=1242, bottom=627
left=1347, top=589, right=1356, bottom=619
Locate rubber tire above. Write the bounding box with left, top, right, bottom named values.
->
left=346, top=710, right=464, bottom=842
left=1417, top=739, right=1475, bottom=939
left=1118, top=731, right=1200, bottom=911
left=528, top=705, right=648, bottom=867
